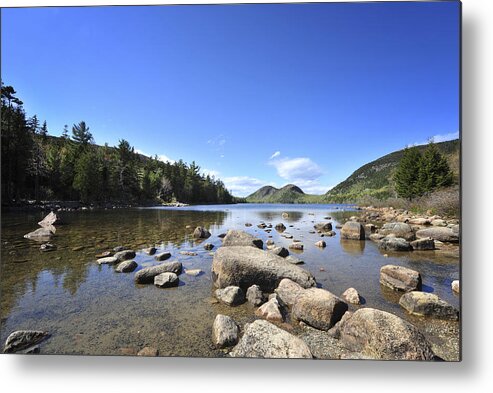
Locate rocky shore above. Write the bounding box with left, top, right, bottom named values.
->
left=6, top=207, right=460, bottom=360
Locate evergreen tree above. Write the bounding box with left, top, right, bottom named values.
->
left=417, top=142, right=453, bottom=193
left=72, top=121, right=93, bottom=146
left=40, top=120, right=48, bottom=139
left=393, top=146, right=423, bottom=200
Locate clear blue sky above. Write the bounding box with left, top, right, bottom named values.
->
left=1, top=2, right=460, bottom=197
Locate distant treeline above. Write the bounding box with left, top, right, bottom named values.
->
left=1, top=83, right=234, bottom=205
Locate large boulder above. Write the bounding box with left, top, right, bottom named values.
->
left=340, top=222, right=365, bottom=240
left=3, top=330, right=50, bottom=353
left=212, top=246, right=316, bottom=292
left=154, top=272, right=179, bottom=288
left=380, top=265, right=422, bottom=292
left=215, top=286, right=245, bottom=306
left=292, top=288, right=348, bottom=331
left=338, top=308, right=436, bottom=360
left=399, top=291, right=459, bottom=320
left=134, top=261, right=182, bottom=284
left=275, top=278, right=305, bottom=307
left=378, top=237, right=412, bottom=252
left=115, top=260, right=138, bottom=272
left=154, top=251, right=171, bottom=261
left=38, top=211, right=62, bottom=228
left=212, top=314, right=239, bottom=348
left=379, top=222, right=415, bottom=241
left=229, top=320, right=312, bottom=359
left=410, top=237, right=435, bottom=250
left=221, top=230, right=263, bottom=249
left=416, top=227, right=459, bottom=243
left=24, top=227, right=54, bottom=240
left=193, top=226, right=211, bottom=239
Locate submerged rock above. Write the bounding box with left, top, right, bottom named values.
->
left=185, top=269, right=203, bottom=277
left=135, top=261, right=182, bottom=284
left=115, top=260, right=138, bottom=273
left=212, top=246, right=316, bottom=292
left=193, top=226, right=211, bottom=239
left=154, top=272, right=179, bottom=288
left=215, top=286, right=245, bottom=306
left=180, top=251, right=198, bottom=256
left=230, top=320, right=312, bottom=359
left=3, top=330, right=50, bottom=354
left=222, top=230, right=263, bottom=249
left=399, top=291, right=459, bottom=320
left=212, top=314, right=239, bottom=348
left=246, top=284, right=266, bottom=306
left=380, top=264, right=422, bottom=292
left=340, top=222, right=365, bottom=240
left=40, top=243, right=57, bottom=252
left=338, top=308, right=436, bottom=360
left=292, top=288, right=348, bottom=331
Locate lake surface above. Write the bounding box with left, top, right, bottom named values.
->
left=0, top=204, right=460, bottom=359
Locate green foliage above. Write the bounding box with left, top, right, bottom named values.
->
left=393, top=146, right=423, bottom=200
left=1, top=82, right=234, bottom=206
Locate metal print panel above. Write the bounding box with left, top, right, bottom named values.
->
left=0, top=1, right=461, bottom=360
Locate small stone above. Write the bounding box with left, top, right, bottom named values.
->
left=137, top=347, right=159, bottom=356
left=246, top=284, right=266, bottom=306
left=115, top=260, right=138, bottom=273
left=451, top=280, right=460, bottom=293
left=185, top=269, right=203, bottom=277
left=155, top=251, right=171, bottom=261
left=315, top=240, right=326, bottom=248
left=289, top=242, right=304, bottom=251
left=144, top=247, right=157, bottom=255
left=215, top=286, right=245, bottom=306
left=255, top=297, right=283, bottom=322
left=212, top=314, right=239, bottom=348
left=203, top=243, right=214, bottom=251
left=179, top=251, right=198, bottom=256
left=40, top=243, right=57, bottom=252
left=341, top=287, right=361, bottom=305
left=97, top=256, right=119, bottom=265
left=154, top=272, right=179, bottom=288
left=114, top=249, right=136, bottom=262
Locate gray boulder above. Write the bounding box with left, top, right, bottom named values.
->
left=379, top=222, right=415, bottom=241
left=154, top=272, right=179, bottom=288
left=378, top=237, right=412, bottom=252
left=222, top=230, right=263, bottom=249
left=399, top=291, right=459, bottom=320
left=114, top=249, right=136, bottom=262
left=369, top=233, right=385, bottom=242
left=255, top=297, right=283, bottom=322
left=268, top=246, right=289, bottom=258
left=246, top=285, right=266, bottom=306
left=215, top=286, right=245, bottom=306
left=155, top=251, right=171, bottom=261
left=341, top=287, right=361, bottom=305
left=380, top=265, right=422, bottom=292
left=275, top=278, right=305, bottom=307
left=285, top=255, right=304, bottom=265
left=338, top=308, right=436, bottom=360
left=115, top=260, right=138, bottom=273
left=229, top=320, right=312, bottom=359
left=409, top=217, right=431, bottom=226
left=3, top=330, right=50, bottom=354
left=410, top=237, right=435, bottom=250
left=135, top=261, right=182, bottom=284
left=288, top=242, right=304, bottom=251
left=193, top=226, right=211, bottom=239
left=212, top=314, right=239, bottom=348
left=416, top=227, right=459, bottom=243
left=292, top=288, right=348, bottom=331
left=212, top=246, right=316, bottom=292
left=143, top=247, right=157, bottom=255
left=24, top=227, right=54, bottom=240
left=97, top=256, right=119, bottom=265
left=340, top=222, right=365, bottom=240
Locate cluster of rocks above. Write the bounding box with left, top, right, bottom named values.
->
left=24, top=211, right=62, bottom=243
left=208, top=228, right=454, bottom=360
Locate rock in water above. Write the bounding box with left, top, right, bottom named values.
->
left=451, top=280, right=460, bottom=293
left=285, top=255, right=304, bottom=265
left=416, top=227, right=459, bottom=243
left=154, top=272, right=179, bottom=288
left=155, top=251, right=171, bottom=261
left=221, top=230, right=263, bottom=249
left=268, top=246, right=289, bottom=258
left=203, top=243, right=214, bottom=251
left=40, top=243, right=57, bottom=252
left=215, top=286, right=245, bottom=306
left=38, top=211, right=62, bottom=227
left=246, top=285, right=266, bottom=306
left=410, top=237, right=435, bottom=250
left=115, top=260, right=138, bottom=273
left=255, top=297, right=283, bottom=322
left=288, top=242, right=304, bottom=251
left=399, top=291, right=459, bottom=320
left=292, top=288, right=348, bottom=330
left=193, top=226, right=211, bottom=239
left=185, top=269, right=203, bottom=277
left=212, top=314, right=239, bottom=348
left=314, top=222, right=332, bottom=232
left=114, top=250, right=136, bottom=262
left=315, top=240, right=326, bottom=248
left=338, top=308, right=436, bottom=360
left=378, top=237, right=412, bottom=252
left=134, top=261, right=183, bottom=284
left=24, top=227, right=54, bottom=240
left=275, top=223, right=286, bottom=232
left=275, top=278, right=305, bottom=307
left=341, top=288, right=361, bottom=305
left=380, top=265, right=422, bottom=292
left=379, top=222, right=416, bottom=241
left=143, top=247, right=157, bottom=255
left=3, top=330, right=50, bottom=353
left=229, top=320, right=312, bottom=359
left=212, top=246, right=316, bottom=292
left=340, top=222, right=365, bottom=240
left=97, top=256, right=119, bottom=265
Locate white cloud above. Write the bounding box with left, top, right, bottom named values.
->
left=416, top=131, right=459, bottom=146
left=201, top=168, right=220, bottom=178
left=270, top=151, right=281, bottom=159
left=294, top=180, right=334, bottom=195
left=223, top=176, right=271, bottom=197
left=136, top=149, right=175, bottom=164
left=270, top=157, right=323, bottom=182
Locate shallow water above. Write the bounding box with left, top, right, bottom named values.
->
left=0, top=204, right=460, bottom=359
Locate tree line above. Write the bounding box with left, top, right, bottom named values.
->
left=1, top=83, right=234, bottom=205
left=393, top=141, right=454, bottom=200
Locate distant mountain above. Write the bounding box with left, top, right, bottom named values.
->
left=325, top=139, right=460, bottom=202
left=246, top=184, right=305, bottom=203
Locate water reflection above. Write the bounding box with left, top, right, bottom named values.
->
left=340, top=239, right=366, bottom=255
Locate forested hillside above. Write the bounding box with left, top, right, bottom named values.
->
left=1, top=83, right=234, bottom=206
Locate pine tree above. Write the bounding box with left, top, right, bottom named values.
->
left=417, top=142, right=453, bottom=193
left=393, top=146, right=423, bottom=200
left=72, top=121, right=93, bottom=146
left=40, top=120, right=48, bottom=139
